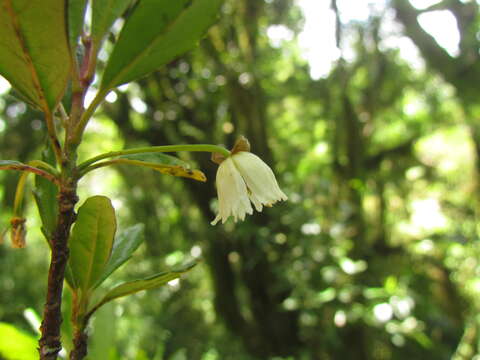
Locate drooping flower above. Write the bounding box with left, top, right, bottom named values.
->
left=211, top=137, right=287, bottom=225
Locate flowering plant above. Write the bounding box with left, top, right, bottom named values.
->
left=211, top=137, right=288, bottom=225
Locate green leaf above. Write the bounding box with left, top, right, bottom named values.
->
left=100, top=0, right=223, bottom=91
left=89, top=263, right=196, bottom=313
left=87, top=302, right=117, bottom=360
left=0, top=322, right=38, bottom=360
left=0, top=0, right=71, bottom=111
left=116, top=153, right=206, bottom=182
left=61, top=290, right=74, bottom=353
left=68, top=0, right=88, bottom=53
left=69, top=196, right=117, bottom=292
left=94, top=223, right=145, bottom=288
left=0, top=160, right=24, bottom=167
left=120, top=152, right=192, bottom=165
left=33, top=147, right=58, bottom=240
left=91, top=0, right=133, bottom=54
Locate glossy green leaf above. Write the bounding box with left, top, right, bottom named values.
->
left=0, top=0, right=71, bottom=111
left=68, top=0, right=88, bottom=52
left=100, top=0, right=223, bottom=91
left=116, top=153, right=207, bottom=181
left=33, top=147, right=58, bottom=241
left=91, top=0, right=133, bottom=54
left=69, top=196, right=117, bottom=291
left=0, top=322, right=38, bottom=360
left=89, top=263, right=196, bottom=312
left=94, top=223, right=145, bottom=288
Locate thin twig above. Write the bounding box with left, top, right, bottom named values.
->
left=0, top=164, right=59, bottom=185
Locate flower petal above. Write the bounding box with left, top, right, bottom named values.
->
left=232, top=152, right=288, bottom=210
left=211, top=157, right=252, bottom=225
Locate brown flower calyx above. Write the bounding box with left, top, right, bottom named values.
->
left=211, top=136, right=251, bottom=165
left=10, top=216, right=27, bottom=248
left=211, top=152, right=226, bottom=165
left=231, top=136, right=251, bottom=154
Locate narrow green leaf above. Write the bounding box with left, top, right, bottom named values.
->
left=0, top=0, right=72, bottom=111
left=0, top=323, right=38, bottom=360
left=90, top=263, right=196, bottom=313
left=33, top=147, right=58, bottom=240
left=0, top=160, right=24, bottom=167
left=91, top=0, right=134, bottom=54
left=69, top=196, right=117, bottom=292
left=119, top=152, right=207, bottom=181
left=68, top=0, right=88, bottom=52
left=120, top=152, right=192, bottom=166
left=100, top=0, right=223, bottom=90
left=94, top=223, right=145, bottom=288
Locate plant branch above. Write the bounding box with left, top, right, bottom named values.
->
left=13, top=159, right=61, bottom=216
left=71, top=90, right=107, bottom=147
left=70, top=329, right=88, bottom=360
left=0, top=164, right=59, bottom=185
left=39, top=179, right=78, bottom=360
left=78, top=144, right=231, bottom=171
left=57, top=103, right=69, bottom=129
left=44, top=112, right=63, bottom=165
left=392, top=0, right=456, bottom=81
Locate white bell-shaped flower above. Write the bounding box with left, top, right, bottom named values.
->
left=211, top=150, right=287, bottom=225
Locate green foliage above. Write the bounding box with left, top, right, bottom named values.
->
left=67, top=0, right=88, bottom=53
left=68, top=195, right=117, bottom=292
left=115, top=153, right=207, bottom=182
left=90, top=263, right=196, bottom=313
left=0, top=0, right=70, bottom=111
left=91, top=0, right=133, bottom=54
left=2, top=0, right=480, bottom=359
left=94, top=223, right=145, bottom=287
left=86, top=302, right=117, bottom=360
left=33, top=147, right=58, bottom=240
left=100, top=0, right=223, bottom=90
left=0, top=322, right=37, bottom=360
left=0, top=160, right=24, bottom=167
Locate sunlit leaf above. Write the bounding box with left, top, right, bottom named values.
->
left=68, top=196, right=117, bottom=291
left=100, top=0, right=223, bottom=91
left=87, top=302, right=117, bottom=359
left=120, top=152, right=206, bottom=181
left=68, top=0, right=88, bottom=53
left=94, top=223, right=145, bottom=288
left=0, top=322, right=37, bottom=360
left=0, top=160, right=24, bottom=167
left=89, top=263, right=196, bottom=312
left=0, top=0, right=71, bottom=111
left=91, top=0, right=133, bottom=54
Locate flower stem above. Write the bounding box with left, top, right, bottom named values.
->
left=77, top=144, right=231, bottom=171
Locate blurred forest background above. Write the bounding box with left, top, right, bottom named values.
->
left=1, top=0, right=480, bottom=359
